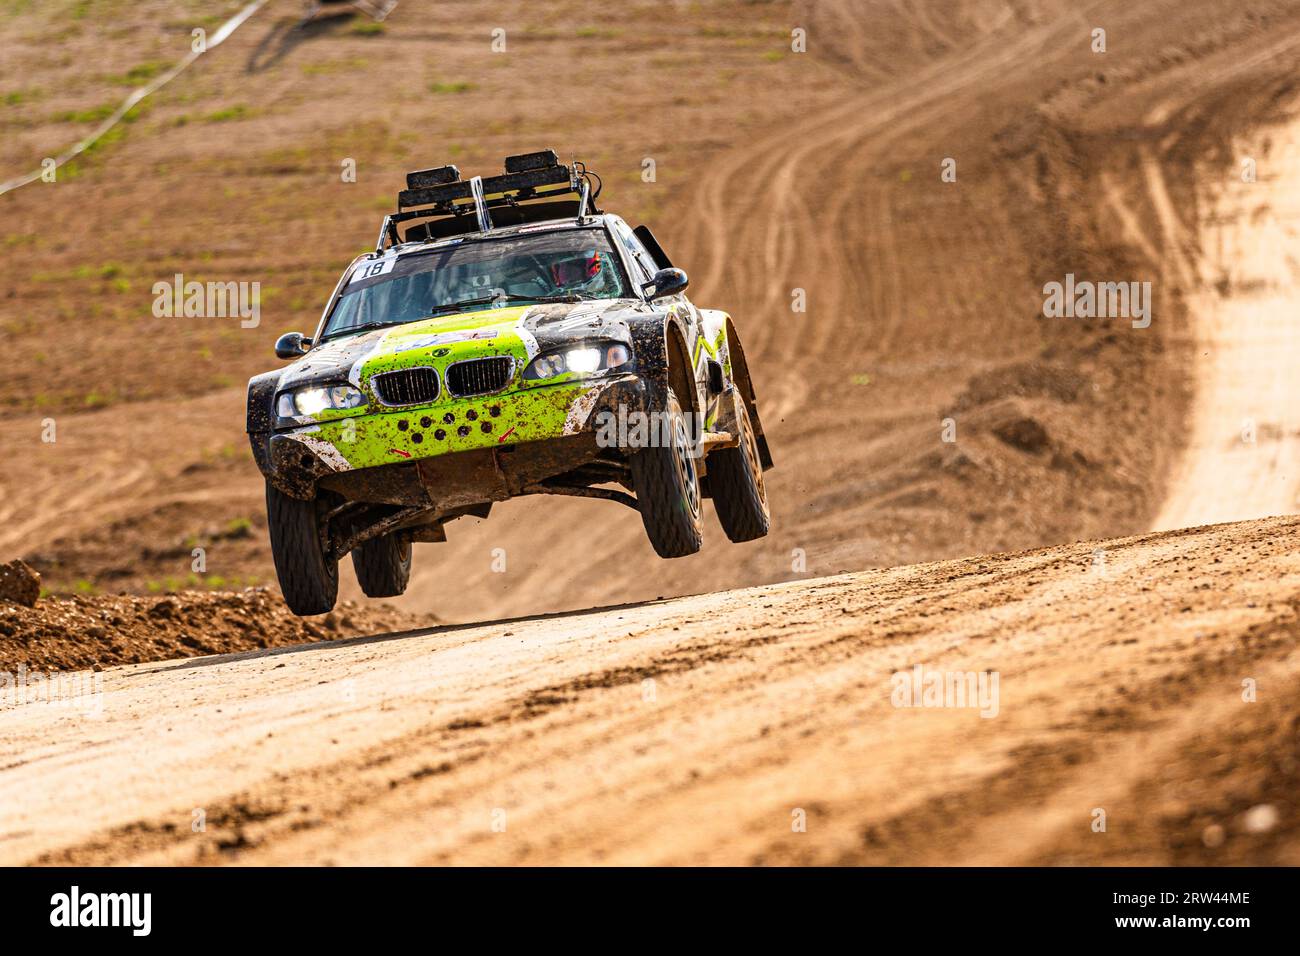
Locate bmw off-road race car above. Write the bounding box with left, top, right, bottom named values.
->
left=247, top=150, right=773, bottom=615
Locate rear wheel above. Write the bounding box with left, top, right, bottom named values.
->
left=708, top=397, right=770, bottom=542
left=630, top=386, right=704, bottom=558
left=266, top=482, right=338, bottom=616
left=352, top=532, right=412, bottom=598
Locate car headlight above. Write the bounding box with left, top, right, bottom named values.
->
left=276, top=384, right=366, bottom=419
left=523, top=343, right=632, bottom=382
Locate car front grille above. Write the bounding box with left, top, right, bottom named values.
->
left=372, top=366, right=440, bottom=406
left=446, top=356, right=514, bottom=396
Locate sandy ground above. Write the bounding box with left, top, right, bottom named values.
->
left=4, top=515, right=1298, bottom=866
left=4, top=0, right=1300, bottom=866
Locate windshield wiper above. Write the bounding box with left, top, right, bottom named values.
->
left=424, top=294, right=504, bottom=316
left=322, top=320, right=400, bottom=341
left=525, top=292, right=603, bottom=302
left=425, top=292, right=601, bottom=316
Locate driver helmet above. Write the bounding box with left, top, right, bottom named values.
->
left=549, top=250, right=605, bottom=291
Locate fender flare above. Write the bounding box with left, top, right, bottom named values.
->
left=627, top=311, right=699, bottom=417
left=245, top=369, right=281, bottom=479
left=724, top=317, right=774, bottom=470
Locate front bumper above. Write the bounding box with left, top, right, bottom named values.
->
left=256, top=372, right=648, bottom=500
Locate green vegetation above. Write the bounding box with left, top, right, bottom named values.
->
left=429, top=81, right=474, bottom=94
left=226, top=517, right=253, bottom=537
left=80, top=123, right=127, bottom=156
left=57, top=100, right=151, bottom=174
left=110, top=60, right=171, bottom=87
left=146, top=572, right=258, bottom=593
left=203, top=104, right=250, bottom=123
left=31, top=262, right=128, bottom=283
left=4, top=87, right=41, bottom=107
left=303, top=58, right=368, bottom=76
left=54, top=103, right=115, bottom=123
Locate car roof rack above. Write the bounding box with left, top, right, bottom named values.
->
left=374, top=150, right=604, bottom=253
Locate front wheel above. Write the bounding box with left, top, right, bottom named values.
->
left=352, top=532, right=412, bottom=598
left=630, top=386, right=704, bottom=558
left=266, top=482, right=339, bottom=616
left=708, top=397, right=770, bottom=542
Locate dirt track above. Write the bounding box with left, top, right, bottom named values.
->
left=5, top=515, right=1298, bottom=866
left=4, top=0, right=1300, bottom=865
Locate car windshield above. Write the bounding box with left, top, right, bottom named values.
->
left=322, top=227, right=629, bottom=339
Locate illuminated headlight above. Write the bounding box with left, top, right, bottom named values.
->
left=276, top=384, right=366, bottom=419
left=523, top=343, right=631, bottom=381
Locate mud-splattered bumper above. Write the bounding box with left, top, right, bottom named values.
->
left=260, top=372, right=648, bottom=498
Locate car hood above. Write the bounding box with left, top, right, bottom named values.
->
left=278, top=298, right=654, bottom=392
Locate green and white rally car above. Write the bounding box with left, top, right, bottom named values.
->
left=246, top=151, right=773, bottom=615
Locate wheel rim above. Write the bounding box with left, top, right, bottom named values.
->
left=672, top=411, right=701, bottom=518
left=741, top=404, right=767, bottom=509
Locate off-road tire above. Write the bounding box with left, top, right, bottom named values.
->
left=266, top=482, right=338, bottom=616
left=630, top=386, right=704, bottom=558
left=352, top=533, right=413, bottom=598
left=708, top=397, right=770, bottom=542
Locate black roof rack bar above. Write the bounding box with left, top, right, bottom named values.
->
left=406, top=164, right=460, bottom=189
left=399, top=163, right=572, bottom=209
left=505, top=149, right=558, bottom=173
left=398, top=179, right=473, bottom=208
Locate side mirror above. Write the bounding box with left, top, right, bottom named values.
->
left=642, top=267, right=689, bottom=301
left=275, top=332, right=311, bottom=360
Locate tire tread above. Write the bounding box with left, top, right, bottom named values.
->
left=708, top=403, right=770, bottom=542
left=266, top=483, right=338, bottom=616
left=352, top=534, right=412, bottom=597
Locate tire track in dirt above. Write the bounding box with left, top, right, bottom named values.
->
left=674, top=2, right=1097, bottom=451
left=0, top=390, right=246, bottom=557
